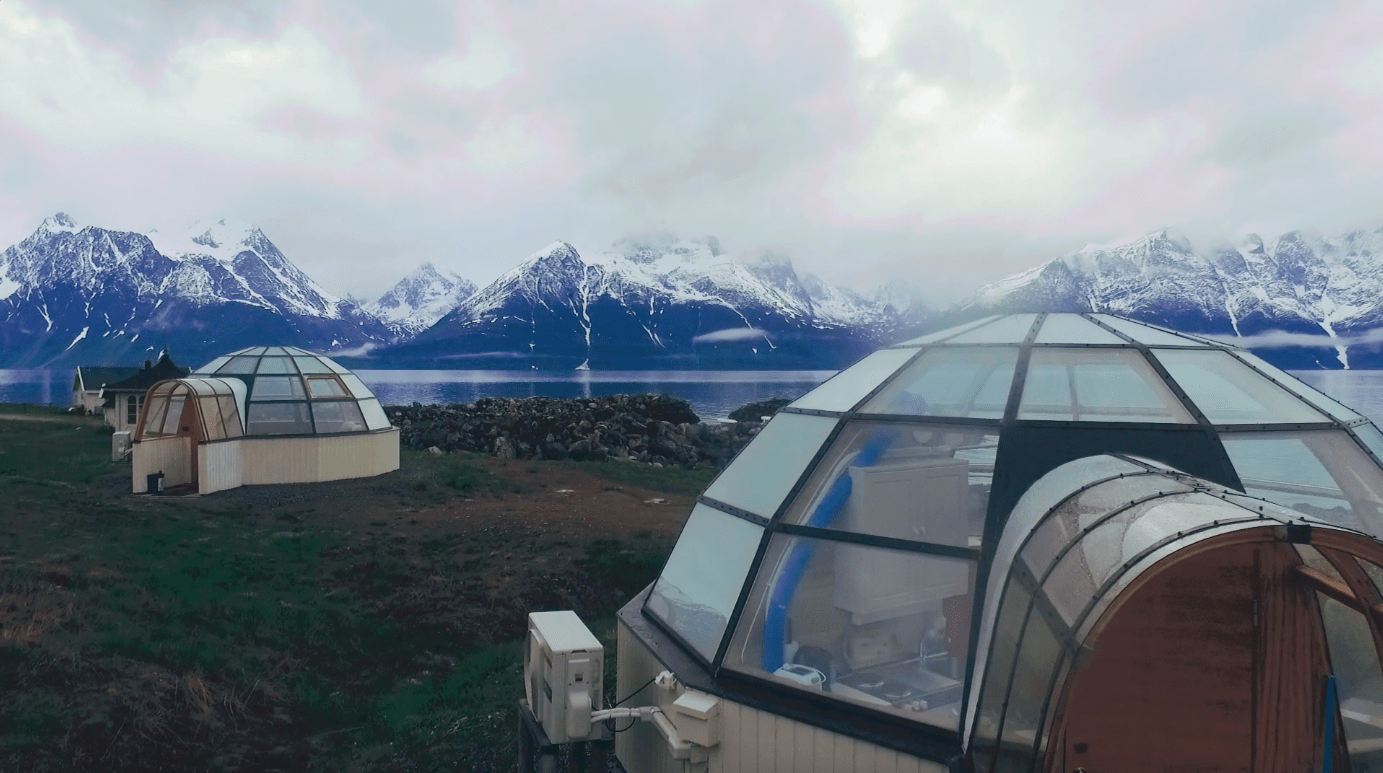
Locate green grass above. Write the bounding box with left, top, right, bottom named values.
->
left=0, top=409, right=681, bottom=771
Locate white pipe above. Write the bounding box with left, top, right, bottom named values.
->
left=589, top=705, right=700, bottom=760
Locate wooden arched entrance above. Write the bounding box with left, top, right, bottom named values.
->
left=1047, top=527, right=1383, bottom=773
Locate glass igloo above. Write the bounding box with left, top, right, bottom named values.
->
left=191, top=346, right=392, bottom=435
left=131, top=347, right=398, bottom=495
left=616, top=313, right=1383, bottom=770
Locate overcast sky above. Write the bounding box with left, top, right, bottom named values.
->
left=2, top=0, right=1381, bottom=305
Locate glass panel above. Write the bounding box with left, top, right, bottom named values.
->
left=305, top=376, right=349, bottom=399
left=340, top=374, right=375, bottom=399
left=1154, top=349, right=1326, bottom=424
left=250, top=376, right=306, bottom=401
left=1221, top=431, right=1383, bottom=535
left=358, top=398, right=392, bottom=430
left=1032, top=314, right=1126, bottom=345
left=972, top=575, right=1034, bottom=760
left=1000, top=456, right=1147, bottom=565
left=1090, top=315, right=1206, bottom=346
left=217, top=396, right=242, bottom=438
left=243, top=347, right=268, bottom=356
left=995, top=599, right=1066, bottom=766
left=216, top=356, right=259, bottom=375
left=246, top=402, right=312, bottom=435
left=195, top=356, right=230, bottom=375
left=1317, top=595, right=1383, bottom=766
left=896, top=316, right=999, bottom=346
left=703, top=413, right=837, bottom=518
left=293, top=357, right=334, bottom=374
left=861, top=347, right=1017, bottom=418
left=790, top=348, right=920, bottom=412
left=140, top=396, right=170, bottom=438
left=197, top=396, right=223, bottom=440
left=1020, top=349, right=1194, bottom=423
left=945, top=314, right=1038, bottom=344
left=322, top=357, right=350, bottom=374
left=1355, top=424, right=1383, bottom=463
left=255, top=356, right=297, bottom=375
left=645, top=505, right=762, bottom=662
left=263, top=346, right=288, bottom=355
left=723, top=533, right=974, bottom=730
left=161, top=395, right=186, bottom=435
left=1233, top=351, right=1361, bottom=423
left=311, top=401, right=367, bottom=433
left=779, top=421, right=995, bottom=548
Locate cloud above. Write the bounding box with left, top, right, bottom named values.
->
left=1, top=0, right=1383, bottom=311
left=693, top=327, right=772, bottom=344
left=423, top=34, right=518, bottom=92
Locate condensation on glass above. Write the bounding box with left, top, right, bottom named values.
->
left=861, top=347, right=1018, bottom=419
left=1019, top=348, right=1194, bottom=423
left=645, top=504, right=764, bottom=662
left=1154, top=349, right=1327, bottom=425
left=724, top=533, right=976, bottom=731
left=789, top=348, right=921, bottom=412
left=702, top=413, right=838, bottom=518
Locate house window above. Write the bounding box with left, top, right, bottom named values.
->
left=127, top=396, right=141, bottom=426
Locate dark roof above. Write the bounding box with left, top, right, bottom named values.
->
left=100, top=353, right=191, bottom=393
left=73, top=366, right=140, bottom=392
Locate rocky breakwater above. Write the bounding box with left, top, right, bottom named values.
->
left=385, top=395, right=792, bottom=468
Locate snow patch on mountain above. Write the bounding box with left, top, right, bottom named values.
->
left=367, top=262, right=478, bottom=334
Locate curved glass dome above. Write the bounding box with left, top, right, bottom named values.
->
left=642, top=313, right=1383, bottom=741
left=190, top=346, right=391, bottom=436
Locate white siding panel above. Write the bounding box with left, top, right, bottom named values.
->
left=131, top=437, right=190, bottom=492
left=794, top=719, right=816, bottom=773
left=197, top=440, right=243, bottom=494
left=813, top=723, right=835, bottom=772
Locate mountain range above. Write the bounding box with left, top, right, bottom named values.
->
left=960, top=226, right=1383, bottom=368
left=0, top=216, right=926, bottom=369
left=7, top=212, right=1383, bottom=371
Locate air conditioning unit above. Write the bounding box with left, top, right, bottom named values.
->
left=525, top=611, right=604, bottom=744
left=111, top=431, right=132, bottom=462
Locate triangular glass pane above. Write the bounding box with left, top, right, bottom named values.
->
left=703, top=413, right=838, bottom=518
left=1154, top=350, right=1327, bottom=424
left=1090, top=315, right=1208, bottom=347
left=790, top=348, right=920, bottom=412
left=1019, top=349, right=1194, bottom=423
left=896, top=316, right=999, bottom=346
left=945, top=314, right=1039, bottom=344
left=1033, top=315, right=1125, bottom=345
left=860, top=347, right=1018, bottom=418
left=1232, top=351, right=1361, bottom=423
left=646, top=504, right=764, bottom=663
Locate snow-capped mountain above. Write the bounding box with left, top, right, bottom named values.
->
left=366, top=263, right=477, bottom=335
left=0, top=214, right=389, bottom=367
left=959, top=226, right=1383, bottom=368
left=383, top=235, right=928, bottom=369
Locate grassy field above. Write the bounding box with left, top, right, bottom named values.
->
left=0, top=406, right=706, bottom=772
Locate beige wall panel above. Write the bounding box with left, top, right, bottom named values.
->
left=774, top=714, right=794, bottom=772
left=833, top=734, right=855, bottom=772
left=813, top=724, right=836, bottom=773
left=793, top=718, right=816, bottom=772
left=131, top=437, right=191, bottom=492
left=315, top=431, right=399, bottom=482
left=197, top=441, right=243, bottom=495
left=241, top=437, right=319, bottom=485
left=719, top=700, right=740, bottom=773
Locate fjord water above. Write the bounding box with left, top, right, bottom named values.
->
left=0, top=368, right=835, bottom=420
left=10, top=366, right=1383, bottom=423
